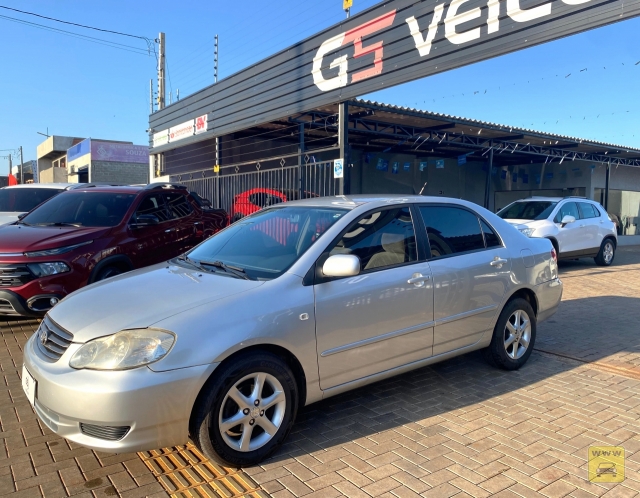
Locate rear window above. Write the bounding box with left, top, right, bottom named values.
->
left=497, top=201, right=557, bottom=221
left=0, top=188, right=64, bottom=213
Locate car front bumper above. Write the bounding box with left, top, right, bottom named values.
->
left=23, top=333, right=218, bottom=453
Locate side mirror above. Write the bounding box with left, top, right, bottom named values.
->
left=17, top=213, right=27, bottom=220
left=561, top=215, right=575, bottom=227
left=322, top=254, right=360, bottom=277
left=131, top=214, right=159, bottom=227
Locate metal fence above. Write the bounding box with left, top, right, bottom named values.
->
left=173, top=160, right=340, bottom=214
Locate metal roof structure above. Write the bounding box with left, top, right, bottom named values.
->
left=285, top=99, right=640, bottom=167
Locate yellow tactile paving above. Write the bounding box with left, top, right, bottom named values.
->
left=138, top=442, right=266, bottom=498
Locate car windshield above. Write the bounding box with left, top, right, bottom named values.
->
left=21, top=192, right=137, bottom=227
left=497, top=201, right=557, bottom=221
left=0, top=188, right=65, bottom=213
left=186, top=206, right=348, bottom=280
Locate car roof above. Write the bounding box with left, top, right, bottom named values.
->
left=66, top=185, right=146, bottom=194
left=1, top=183, right=76, bottom=190
left=515, top=196, right=598, bottom=203
left=279, top=194, right=481, bottom=210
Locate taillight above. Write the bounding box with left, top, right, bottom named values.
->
left=551, top=248, right=557, bottom=262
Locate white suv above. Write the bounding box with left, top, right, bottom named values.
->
left=0, top=183, right=76, bottom=226
left=497, top=197, right=617, bottom=266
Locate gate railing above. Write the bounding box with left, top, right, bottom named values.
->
left=173, top=158, right=340, bottom=214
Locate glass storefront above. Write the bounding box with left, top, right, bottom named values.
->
left=595, top=189, right=640, bottom=236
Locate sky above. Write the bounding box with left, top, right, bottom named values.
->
left=0, top=0, right=639, bottom=176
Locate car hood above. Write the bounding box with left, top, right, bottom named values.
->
left=0, top=224, right=109, bottom=253
left=0, top=212, right=20, bottom=227
left=48, top=262, right=265, bottom=342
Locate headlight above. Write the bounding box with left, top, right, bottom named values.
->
left=25, top=240, right=93, bottom=257
left=27, top=262, right=70, bottom=277
left=69, top=329, right=175, bottom=370
left=519, top=228, right=535, bottom=237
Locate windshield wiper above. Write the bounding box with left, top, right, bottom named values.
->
left=177, top=255, right=207, bottom=272
left=39, top=222, right=83, bottom=227
left=16, top=220, right=32, bottom=226
left=200, top=260, right=251, bottom=280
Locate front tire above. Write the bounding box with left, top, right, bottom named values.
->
left=189, top=352, right=298, bottom=467
left=595, top=239, right=615, bottom=266
left=95, top=265, right=124, bottom=281
left=484, top=298, right=536, bottom=371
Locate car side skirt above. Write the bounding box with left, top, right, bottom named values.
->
left=319, top=340, right=491, bottom=402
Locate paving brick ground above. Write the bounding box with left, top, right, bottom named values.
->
left=247, top=246, right=640, bottom=498
left=2, top=246, right=640, bottom=497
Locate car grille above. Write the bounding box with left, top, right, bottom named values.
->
left=0, top=298, right=15, bottom=313
left=0, top=264, right=33, bottom=288
left=80, top=423, right=130, bottom=441
left=35, top=317, right=74, bottom=362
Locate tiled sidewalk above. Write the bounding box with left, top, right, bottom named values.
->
left=2, top=247, right=640, bottom=498
left=0, top=318, right=168, bottom=497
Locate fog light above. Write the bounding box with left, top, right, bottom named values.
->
left=49, top=298, right=59, bottom=307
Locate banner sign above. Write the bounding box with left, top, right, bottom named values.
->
left=195, top=114, right=209, bottom=135
left=169, top=120, right=195, bottom=142
left=91, top=141, right=148, bottom=164
left=153, top=130, right=169, bottom=148
left=150, top=0, right=640, bottom=152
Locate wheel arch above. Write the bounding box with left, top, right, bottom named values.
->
left=504, top=287, right=538, bottom=317
left=603, top=235, right=617, bottom=248
left=545, top=236, right=559, bottom=254
left=88, top=255, right=134, bottom=284
left=195, top=344, right=308, bottom=412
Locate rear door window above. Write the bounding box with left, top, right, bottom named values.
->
left=134, top=194, right=171, bottom=223
left=419, top=206, right=486, bottom=258
left=164, top=193, right=194, bottom=219
left=578, top=202, right=598, bottom=219
left=480, top=220, right=502, bottom=248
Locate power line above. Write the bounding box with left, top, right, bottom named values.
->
left=0, top=5, right=151, bottom=43
left=0, top=14, right=150, bottom=55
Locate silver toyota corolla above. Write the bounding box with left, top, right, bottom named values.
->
left=22, top=195, right=562, bottom=466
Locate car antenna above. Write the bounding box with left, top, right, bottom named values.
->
left=419, top=182, right=427, bottom=195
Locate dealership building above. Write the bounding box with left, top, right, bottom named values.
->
left=36, top=136, right=149, bottom=184
left=147, top=2, right=640, bottom=243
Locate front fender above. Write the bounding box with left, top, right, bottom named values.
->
left=147, top=274, right=320, bottom=400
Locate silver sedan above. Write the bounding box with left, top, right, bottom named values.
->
left=22, top=195, right=562, bottom=466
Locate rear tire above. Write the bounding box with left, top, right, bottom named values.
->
left=595, top=239, right=615, bottom=266
left=484, top=298, right=536, bottom=371
left=189, top=352, right=298, bottom=467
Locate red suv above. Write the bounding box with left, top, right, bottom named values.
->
left=0, top=183, right=228, bottom=317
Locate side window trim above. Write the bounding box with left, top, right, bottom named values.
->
left=479, top=216, right=505, bottom=249
left=311, top=205, right=419, bottom=285
left=416, top=203, right=502, bottom=261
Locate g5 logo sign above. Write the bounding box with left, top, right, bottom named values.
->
left=312, top=10, right=396, bottom=92
left=312, top=0, right=593, bottom=92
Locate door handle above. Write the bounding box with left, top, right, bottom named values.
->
left=490, top=258, right=508, bottom=267
left=408, top=273, right=431, bottom=286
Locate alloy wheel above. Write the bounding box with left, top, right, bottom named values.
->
left=603, top=242, right=614, bottom=264
left=503, top=309, right=531, bottom=360
left=217, top=372, right=286, bottom=452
